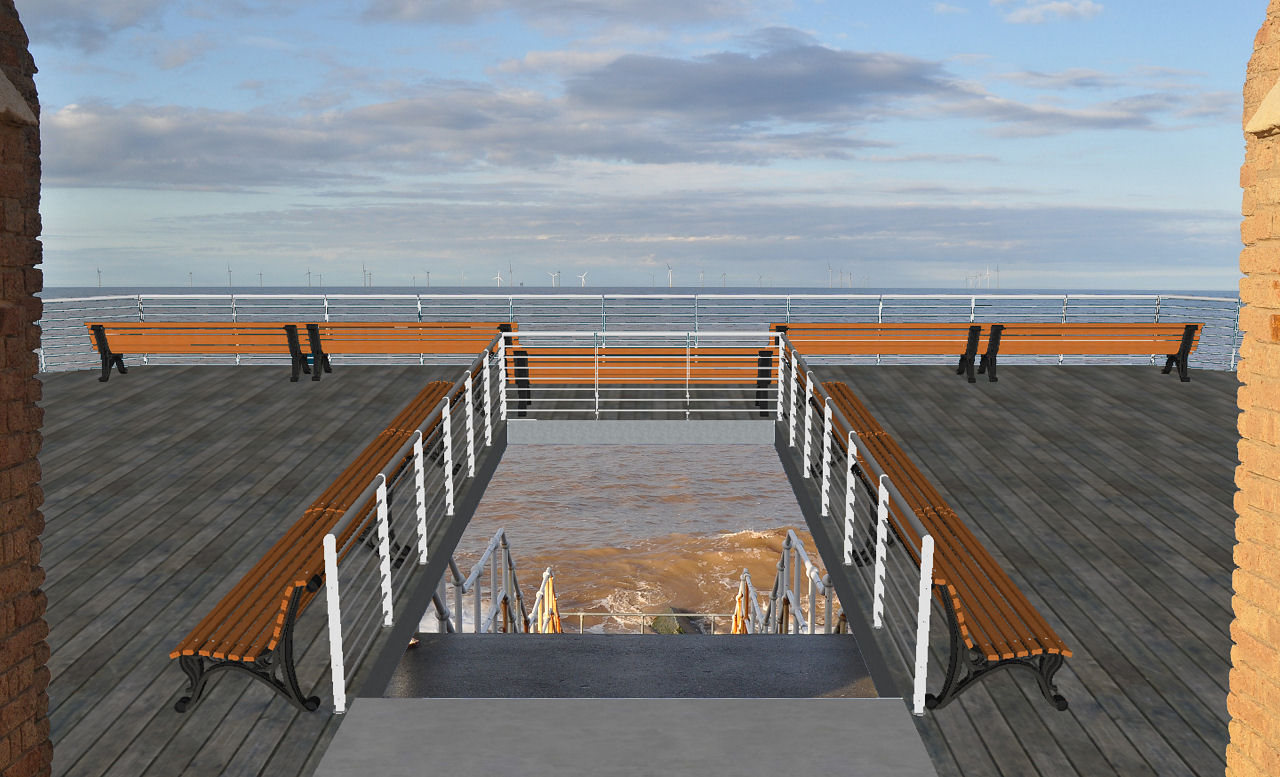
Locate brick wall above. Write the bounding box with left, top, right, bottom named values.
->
left=0, top=1, right=45, bottom=775
left=1233, top=2, right=1280, bottom=775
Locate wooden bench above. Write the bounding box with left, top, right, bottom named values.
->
left=86, top=322, right=314, bottom=383
left=169, top=379, right=457, bottom=713
left=503, top=346, right=777, bottom=415
left=821, top=379, right=1073, bottom=711
left=771, top=323, right=991, bottom=382
left=298, top=322, right=515, bottom=381
left=977, top=322, right=1203, bottom=382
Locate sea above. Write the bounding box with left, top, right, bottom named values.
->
left=43, top=284, right=1239, bottom=631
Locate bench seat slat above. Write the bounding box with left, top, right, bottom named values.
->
left=772, top=323, right=989, bottom=355
left=308, top=322, right=511, bottom=354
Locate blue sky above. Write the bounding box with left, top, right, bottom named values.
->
left=19, top=0, right=1262, bottom=289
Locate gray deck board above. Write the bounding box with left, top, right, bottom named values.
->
left=43, top=366, right=461, bottom=777
left=40, top=364, right=1238, bottom=777
left=814, top=365, right=1235, bottom=777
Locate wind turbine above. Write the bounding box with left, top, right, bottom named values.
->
left=757, top=273, right=764, bottom=287
left=227, top=265, right=233, bottom=289
left=493, top=271, right=503, bottom=287
left=577, top=271, right=588, bottom=287
left=720, top=272, right=727, bottom=287
left=698, top=269, right=705, bottom=287
left=827, top=263, right=833, bottom=288
left=97, top=267, right=102, bottom=288
left=188, top=272, right=193, bottom=287
left=258, top=271, right=263, bottom=287
left=425, top=270, right=430, bottom=288
left=306, top=268, right=312, bottom=288
left=547, top=271, right=560, bottom=288
left=666, top=263, right=673, bottom=288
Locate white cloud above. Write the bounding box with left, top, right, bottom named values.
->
left=997, top=0, right=1102, bottom=24
left=933, top=3, right=969, bottom=14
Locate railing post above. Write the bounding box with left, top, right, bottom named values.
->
left=820, top=402, right=832, bottom=516
left=775, top=334, right=786, bottom=423
left=843, top=431, right=856, bottom=566
left=323, top=534, right=346, bottom=715
left=138, top=295, right=149, bottom=365
left=684, top=333, right=691, bottom=421
left=231, top=294, right=241, bottom=365
left=441, top=400, right=455, bottom=516
left=482, top=349, right=493, bottom=445
left=594, top=334, right=601, bottom=420
left=873, top=475, right=889, bottom=630
left=788, top=349, right=798, bottom=446
left=802, top=371, right=814, bottom=478
left=1231, top=298, right=1241, bottom=371
left=912, top=534, right=935, bottom=716
left=1151, top=295, right=1162, bottom=367
left=497, top=336, right=509, bottom=421
left=464, top=373, right=476, bottom=477
left=876, top=295, right=884, bottom=365
left=413, top=432, right=428, bottom=565
left=323, top=295, right=330, bottom=322
left=36, top=347, right=44, bottom=374
left=376, top=475, right=394, bottom=628
left=1060, top=295, right=1068, bottom=364
left=969, top=296, right=976, bottom=322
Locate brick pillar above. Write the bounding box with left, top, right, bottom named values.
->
left=1233, top=3, right=1280, bottom=775
left=0, top=1, right=46, bottom=775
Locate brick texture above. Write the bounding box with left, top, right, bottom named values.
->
left=0, top=2, right=44, bottom=776
left=1232, top=3, right=1280, bottom=775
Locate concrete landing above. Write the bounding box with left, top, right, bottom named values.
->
left=386, top=634, right=878, bottom=698
left=314, top=698, right=938, bottom=777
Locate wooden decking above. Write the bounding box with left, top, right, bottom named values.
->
left=41, top=366, right=461, bottom=777
left=812, top=365, right=1237, bottom=777
left=39, top=364, right=1239, bottom=777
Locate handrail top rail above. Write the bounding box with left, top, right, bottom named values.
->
left=39, top=292, right=1240, bottom=304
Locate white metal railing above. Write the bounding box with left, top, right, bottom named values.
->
left=432, top=529, right=531, bottom=635
left=499, top=329, right=779, bottom=419
left=777, top=331, right=939, bottom=715
left=36, top=292, right=1241, bottom=372
left=322, top=340, right=505, bottom=714
left=558, top=611, right=738, bottom=634
left=527, top=568, right=563, bottom=634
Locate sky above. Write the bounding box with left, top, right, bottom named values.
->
left=17, top=0, right=1265, bottom=290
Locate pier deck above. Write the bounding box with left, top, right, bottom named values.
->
left=39, top=364, right=1238, bottom=776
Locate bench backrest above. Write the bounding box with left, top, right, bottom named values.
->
left=170, top=379, right=457, bottom=663
left=308, top=322, right=514, bottom=354
left=991, top=322, right=1202, bottom=355
left=505, top=347, right=776, bottom=384
left=772, top=323, right=988, bottom=355
left=86, top=322, right=295, bottom=354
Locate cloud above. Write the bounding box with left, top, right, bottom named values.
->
left=20, top=0, right=173, bottom=50
left=155, top=35, right=216, bottom=69
left=565, top=40, right=951, bottom=124
left=996, top=0, right=1102, bottom=24
left=361, top=0, right=747, bottom=26
left=933, top=3, right=969, bottom=14
left=998, top=68, right=1116, bottom=90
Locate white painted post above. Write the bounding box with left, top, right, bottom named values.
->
left=801, top=372, right=814, bottom=478
left=323, top=533, right=346, bottom=715
left=775, top=335, right=786, bottom=423
left=413, top=433, right=428, bottom=565
left=820, top=402, right=833, bottom=516
left=497, top=337, right=509, bottom=421
left=873, top=475, right=890, bottom=630
left=844, top=431, right=856, bottom=566
left=482, top=349, right=493, bottom=446
left=594, top=336, right=600, bottom=419
left=376, top=475, right=393, bottom=627
left=787, top=349, right=798, bottom=446
left=912, top=534, right=936, bottom=716
left=464, top=373, right=476, bottom=477
left=442, top=401, right=455, bottom=516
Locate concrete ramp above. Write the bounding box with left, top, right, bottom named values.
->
left=314, top=698, right=938, bottom=776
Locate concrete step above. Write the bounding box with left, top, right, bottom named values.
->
left=385, top=633, right=878, bottom=698
left=315, top=698, right=938, bottom=777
